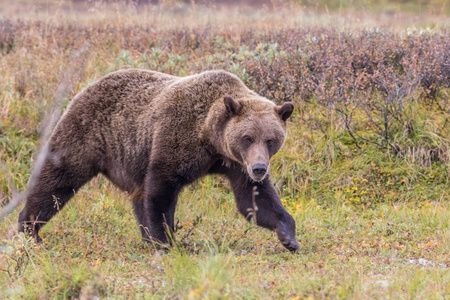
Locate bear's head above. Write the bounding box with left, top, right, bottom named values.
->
left=222, top=96, right=294, bottom=181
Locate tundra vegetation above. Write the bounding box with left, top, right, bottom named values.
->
left=0, top=1, right=449, bottom=299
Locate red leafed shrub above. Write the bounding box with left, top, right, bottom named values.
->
left=1, top=21, right=448, bottom=163
left=240, top=29, right=449, bottom=160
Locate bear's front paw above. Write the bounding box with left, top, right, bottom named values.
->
left=281, top=238, right=301, bottom=252
left=275, top=220, right=301, bottom=252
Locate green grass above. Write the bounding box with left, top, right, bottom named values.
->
left=0, top=2, right=449, bottom=299
left=1, top=173, right=449, bottom=298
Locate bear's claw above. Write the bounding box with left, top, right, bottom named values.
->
left=282, top=239, right=301, bottom=252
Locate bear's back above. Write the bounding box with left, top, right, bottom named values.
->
left=67, top=69, right=178, bottom=118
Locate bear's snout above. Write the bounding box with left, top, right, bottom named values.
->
left=252, top=163, right=267, bottom=177
left=247, top=162, right=269, bottom=181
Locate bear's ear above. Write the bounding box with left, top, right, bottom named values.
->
left=275, top=102, right=294, bottom=121
left=224, top=96, right=242, bottom=117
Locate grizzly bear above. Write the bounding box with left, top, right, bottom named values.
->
left=18, top=69, right=300, bottom=252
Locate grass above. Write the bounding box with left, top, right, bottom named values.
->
left=0, top=1, right=449, bottom=299
left=1, top=174, right=449, bottom=298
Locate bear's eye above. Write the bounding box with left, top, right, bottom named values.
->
left=242, top=136, right=253, bottom=145
left=266, top=139, right=274, bottom=147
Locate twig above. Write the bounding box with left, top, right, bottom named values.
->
left=0, top=42, right=90, bottom=222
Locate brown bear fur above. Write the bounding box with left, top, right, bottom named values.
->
left=18, top=69, right=300, bottom=252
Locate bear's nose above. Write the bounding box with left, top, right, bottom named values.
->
left=252, top=164, right=267, bottom=177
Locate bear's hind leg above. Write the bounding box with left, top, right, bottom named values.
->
left=18, top=158, right=96, bottom=242
left=132, top=197, right=151, bottom=241
left=144, top=170, right=181, bottom=247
